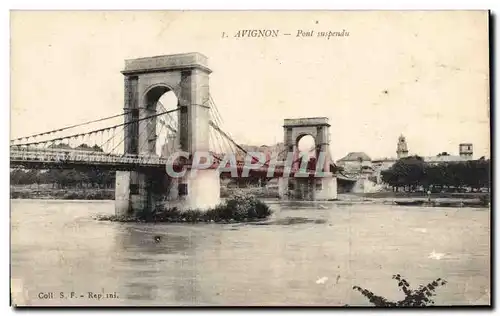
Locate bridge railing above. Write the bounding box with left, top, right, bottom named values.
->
left=10, top=147, right=340, bottom=178
left=10, top=148, right=169, bottom=166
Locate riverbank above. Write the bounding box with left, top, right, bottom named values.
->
left=10, top=186, right=490, bottom=208
left=10, top=186, right=114, bottom=200
left=354, top=191, right=490, bottom=208
left=221, top=186, right=280, bottom=198
left=356, top=191, right=490, bottom=200
left=9, top=185, right=278, bottom=200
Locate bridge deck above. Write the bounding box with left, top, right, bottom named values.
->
left=10, top=149, right=356, bottom=180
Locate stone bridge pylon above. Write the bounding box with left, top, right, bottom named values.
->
left=278, top=117, right=338, bottom=201
left=115, top=53, right=220, bottom=217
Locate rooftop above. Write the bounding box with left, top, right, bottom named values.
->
left=372, top=157, right=398, bottom=163
left=337, top=152, right=372, bottom=162
left=424, top=155, right=467, bottom=163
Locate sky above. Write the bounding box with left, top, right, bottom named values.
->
left=10, top=11, right=490, bottom=161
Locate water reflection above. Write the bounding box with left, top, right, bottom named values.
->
left=114, top=225, right=194, bottom=256
left=245, top=217, right=327, bottom=225
left=112, top=225, right=204, bottom=304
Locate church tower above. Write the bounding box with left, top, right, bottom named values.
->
left=397, top=134, right=409, bottom=159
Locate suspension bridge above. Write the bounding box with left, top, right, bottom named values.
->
left=10, top=52, right=355, bottom=215
left=10, top=103, right=315, bottom=175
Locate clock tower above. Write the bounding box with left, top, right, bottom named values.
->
left=397, top=134, right=409, bottom=159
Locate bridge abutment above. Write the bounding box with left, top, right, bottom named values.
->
left=115, top=170, right=150, bottom=217
left=278, top=174, right=338, bottom=201
left=115, top=171, right=132, bottom=217
left=169, top=168, right=220, bottom=210
left=314, top=173, right=338, bottom=200
left=115, top=170, right=168, bottom=217
left=278, top=177, right=290, bottom=199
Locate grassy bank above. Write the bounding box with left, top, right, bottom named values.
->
left=358, top=191, right=490, bottom=200
left=221, top=186, right=280, bottom=199
left=11, top=185, right=490, bottom=202
left=10, top=187, right=114, bottom=200
left=10, top=185, right=280, bottom=200
left=97, top=194, right=273, bottom=223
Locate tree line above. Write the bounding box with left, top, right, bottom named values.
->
left=10, top=168, right=115, bottom=189
left=380, top=155, right=490, bottom=192
left=10, top=143, right=115, bottom=189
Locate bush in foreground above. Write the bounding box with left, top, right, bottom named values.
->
left=350, top=274, right=447, bottom=306
left=97, top=193, right=272, bottom=223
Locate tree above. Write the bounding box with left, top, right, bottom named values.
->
left=381, top=168, right=399, bottom=191
left=381, top=158, right=491, bottom=193
left=48, top=143, right=72, bottom=149
left=386, top=156, right=425, bottom=192
left=10, top=143, right=117, bottom=190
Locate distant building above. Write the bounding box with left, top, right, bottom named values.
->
left=371, top=157, right=398, bottom=184
left=423, top=143, right=474, bottom=165
left=459, top=143, right=473, bottom=160
left=371, top=134, right=409, bottom=184
left=240, top=143, right=286, bottom=161
left=423, top=154, right=467, bottom=165
left=336, top=152, right=373, bottom=175
left=369, top=136, right=475, bottom=184
left=396, top=134, right=409, bottom=159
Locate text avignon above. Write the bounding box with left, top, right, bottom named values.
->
left=234, top=29, right=279, bottom=38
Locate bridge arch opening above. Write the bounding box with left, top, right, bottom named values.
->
left=145, top=85, right=178, bottom=109
left=143, top=85, right=179, bottom=157
left=297, top=134, right=316, bottom=159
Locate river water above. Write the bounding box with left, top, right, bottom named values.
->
left=10, top=199, right=490, bottom=306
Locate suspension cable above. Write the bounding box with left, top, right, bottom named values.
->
left=90, top=124, right=126, bottom=156
left=209, top=95, right=225, bottom=125
left=153, top=119, right=166, bottom=156
left=209, top=126, right=224, bottom=157
left=156, top=101, right=178, bottom=133
left=10, top=111, right=132, bottom=143
left=13, top=108, right=179, bottom=148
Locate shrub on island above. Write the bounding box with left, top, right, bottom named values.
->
left=97, top=193, right=272, bottom=223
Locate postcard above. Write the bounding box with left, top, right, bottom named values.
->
left=10, top=10, right=490, bottom=307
